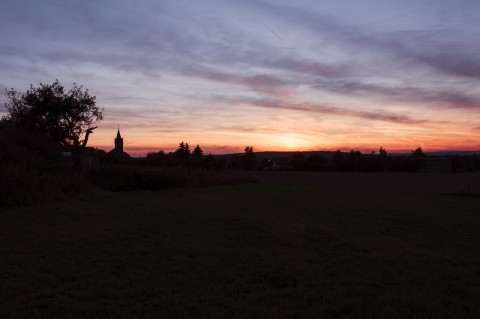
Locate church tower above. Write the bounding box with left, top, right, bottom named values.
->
left=115, top=128, right=123, bottom=152
left=108, top=127, right=130, bottom=161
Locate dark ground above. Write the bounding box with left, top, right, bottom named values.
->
left=1, top=172, right=479, bottom=318
left=252, top=171, right=480, bottom=194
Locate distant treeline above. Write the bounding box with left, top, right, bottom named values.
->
left=137, top=143, right=480, bottom=173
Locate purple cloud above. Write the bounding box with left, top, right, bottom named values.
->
left=223, top=96, right=439, bottom=126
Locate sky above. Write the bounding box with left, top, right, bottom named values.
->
left=1, top=0, right=479, bottom=155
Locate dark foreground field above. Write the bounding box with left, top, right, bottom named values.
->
left=1, top=172, right=480, bottom=318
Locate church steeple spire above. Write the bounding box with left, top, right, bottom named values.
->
left=114, top=126, right=123, bottom=152
left=107, top=127, right=130, bottom=161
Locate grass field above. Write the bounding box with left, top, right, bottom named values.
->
left=1, top=173, right=480, bottom=318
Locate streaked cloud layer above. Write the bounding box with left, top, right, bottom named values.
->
left=1, top=0, right=479, bottom=154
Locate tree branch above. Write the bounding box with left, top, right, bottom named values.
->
left=80, top=126, right=97, bottom=148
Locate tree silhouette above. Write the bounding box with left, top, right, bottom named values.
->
left=379, top=147, right=387, bottom=157
left=331, top=150, right=343, bottom=171
left=411, top=147, right=426, bottom=171
left=145, top=150, right=166, bottom=166
left=174, top=141, right=190, bottom=159
left=412, top=147, right=425, bottom=158
left=378, top=147, right=389, bottom=171
left=190, top=144, right=204, bottom=167
left=346, top=150, right=362, bottom=171
left=3, top=80, right=103, bottom=166
left=192, top=144, right=204, bottom=157
left=243, top=146, right=257, bottom=170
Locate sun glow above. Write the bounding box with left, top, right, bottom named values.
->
left=275, top=134, right=313, bottom=150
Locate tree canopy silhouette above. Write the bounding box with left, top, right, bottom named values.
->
left=174, top=141, right=190, bottom=159
left=412, top=147, right=426, bottom=158
left=192, top=144, right=204, bottom=157
left=3, top=80, right=103, bottom=154
left=243, top=146, right=257, bottom=170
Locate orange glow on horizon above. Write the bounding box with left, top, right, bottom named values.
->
left=89, top=103, right=480, bottom=157
left=93, top=138, right=480, bottom=157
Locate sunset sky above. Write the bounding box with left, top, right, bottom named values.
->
left=1, top=0, right=479, bottom=155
